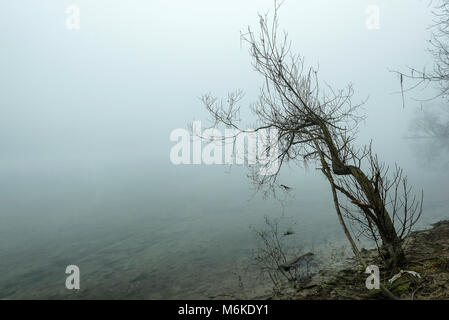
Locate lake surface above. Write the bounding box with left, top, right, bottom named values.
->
left=0, top=141, right=447, bottom=299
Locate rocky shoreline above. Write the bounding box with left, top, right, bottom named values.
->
left=269, top=220, right=449, bottom=300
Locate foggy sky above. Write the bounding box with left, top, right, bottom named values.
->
left=0, top=0, right=446, bottom=259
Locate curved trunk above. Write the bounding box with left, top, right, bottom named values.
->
left=317, top=122, right=407, bottom=270
left=377, top=216, right=407, bottom=270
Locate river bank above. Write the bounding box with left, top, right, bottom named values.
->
left=270, top=220, right=449, bottom=300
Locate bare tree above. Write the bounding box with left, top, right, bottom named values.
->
left=395, top=0, right=449, bottom=145
left=407, top=106, right=449, bottom=166
left=201, top=3, right=422, bottom=270
left=398, top=1, right=449, bottom=102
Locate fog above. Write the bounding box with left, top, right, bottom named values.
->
left=0, top=0, right=447, bottom=298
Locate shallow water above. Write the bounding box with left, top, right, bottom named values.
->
left=0, top=143, right=448, bottom=299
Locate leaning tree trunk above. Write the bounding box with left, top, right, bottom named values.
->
left=376, top=210, right=407, bottom=270
left=348, top=165, right=407, bottom=270
left=318, top=123, right=407, bottom=270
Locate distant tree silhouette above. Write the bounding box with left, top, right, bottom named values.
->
left=396, top=0, right=449, bottom=151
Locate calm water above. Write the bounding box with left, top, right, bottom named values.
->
left=0, top=141, right=447, bottom=299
